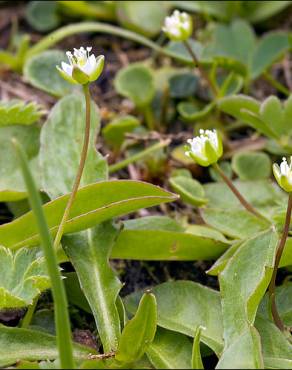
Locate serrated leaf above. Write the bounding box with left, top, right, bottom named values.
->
left=0, top=100, right=43, bottom=126
left=146, top=328, right=192, bottom=369
left=40, top=93, right=107, bottom=199
left=232, top=151, right=271, bottom=180
left=169, top=176, right=208, bottom=207
left=0, top=246, right=49, bottom=309
left=125, top=281, right=224, bottom=355
left=63, top=222, right=122, bottom=352
left=0, top=326, right=94, bottom=368
left=0, top=180, right=177, bottom=250
left=0, top=125, right=40, bottom=201
left=218, top=230, right=278, bottom=367
left=116, top=292, right=157, bottom=364
left=24, top=50, right=73, bottom=97
left=202, top=208, right=269, bottom=239
left=114, top=64, right=155, bottom=108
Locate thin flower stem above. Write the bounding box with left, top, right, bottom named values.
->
left=109, top=139, right=170, bottom=173
left=269, top=193, right=292, bottom=331
left=13, top=139, right=75, bottom=369
left=212, top=162, right=265, bottom=220
left=183, top=40, right=217, bottom=97
left=53, top=84, right=91, bottom=250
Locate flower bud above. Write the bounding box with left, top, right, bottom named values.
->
left=185, top=129, right=223, bottom=167
left=162, top=10, right=192, bottom=42
left=57, top=46, right=104, bottom=85
left=273, top=157, right=292, bottom=193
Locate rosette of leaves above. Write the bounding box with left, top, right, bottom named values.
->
left=0, top=246, right=49, bottom=309
left=0, top=99, right=44, bottom=126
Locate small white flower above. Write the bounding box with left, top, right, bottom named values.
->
left=57, top=46, right=104, bottom=85
left=273, top=157, right=292, bottom=192
left=185, top=129, right=223, bottom=167
left=162, top=10, right=192, bottom=42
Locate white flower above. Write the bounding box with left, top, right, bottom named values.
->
left=273, top=157, right=292, bottom=192
left=185, top=129, right=223, bottom=166
left=57, top=47, right=104, bottom=85
left=162, top=10, right=192, bottom=42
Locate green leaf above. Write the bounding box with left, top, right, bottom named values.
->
left=0, top=100, right=43, bottom=126
left=114, top=64, right=155, bottom=108
left=112, top=225, right=229, bottom=261
left=219, top=230, right=278, bottom=366
left=232, top=151, right=271, bottom=180
left=0, top=125, right=40, bottom=201
left=192, top=327, right=204, bottom=369
left=169, top=73, right=198, bottom=99
left=202, top=208, right=269, bottom=239
left=39, top=93, right=107, bottom=199
left=146, top=328, right=192, bottom=369
left=0, top=180, right=177, bottom=250
left=102, top=115, right=140, bottom=150
left=0, top=326, right=94, bottom=368
left=258, top=283, right=292, bottom=327
left=218, top=94, right=277, bottom=138
left=203, top=19, right=256, bottom=72
left=116, top=1, right=167, bottom=37
left=63, top=272, right=92, bottom=314
left=169, top=176, right=208, bottom=207
left=245, top=1, right=292, bottom=23
left=122, top=216, right=184, bottom=232
left=0, top=246, right=49, bottom=309
left=207, top=241, right=242, bottom=276
left=63, top=222, right=122, bottom=352
left=125, top=281, right=224, bottom=354
left=177, top=101, right=215, bottom=122
left=25, top=1, right=60, bottom=32
left=204, top=179, right=282, bottom=211
left=116, top=292, right=157, bottom=364
left=24, top=50, right=73, bottom=97
left=255, top=316, right=292, bottom=369
left=216, top=327, right=264, bottom=369
left=251, top=32, right=290, bottom=79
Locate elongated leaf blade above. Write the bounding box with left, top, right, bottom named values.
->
left=0, top=180, right=177, bottom=250
left=63, top=222, right=122, bottom=352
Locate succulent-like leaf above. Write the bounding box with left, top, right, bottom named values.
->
left=0, top=99, right=43, bottom=127
left=0, top=246, right=49, bottom=309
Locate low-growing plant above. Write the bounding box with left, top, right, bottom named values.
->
left=0, top=2, right=291, bottom=369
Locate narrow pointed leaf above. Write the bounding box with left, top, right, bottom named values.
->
left=116, top=292, right=157, bottom=364
left=0, top=180, right=177, bottom=250
left=192, top=327, right=204, bottom=369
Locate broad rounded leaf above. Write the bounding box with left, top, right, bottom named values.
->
left=125, top=281, right=224, bottom=355
left=116, top=1, right=167, bottom=37
left=24, top=50, right=73, bottom=97
left=169, top=176, right=208, bottom=207
left=40, top=93, right=107, bottom=199
left=114, top=64, right=155, bottom=108
left=25, top=1, right=60, bottom=32
left=232, top=151, right=271, bottom=180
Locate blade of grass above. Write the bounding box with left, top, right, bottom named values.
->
left=12, top=138, right=75, bottom=369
